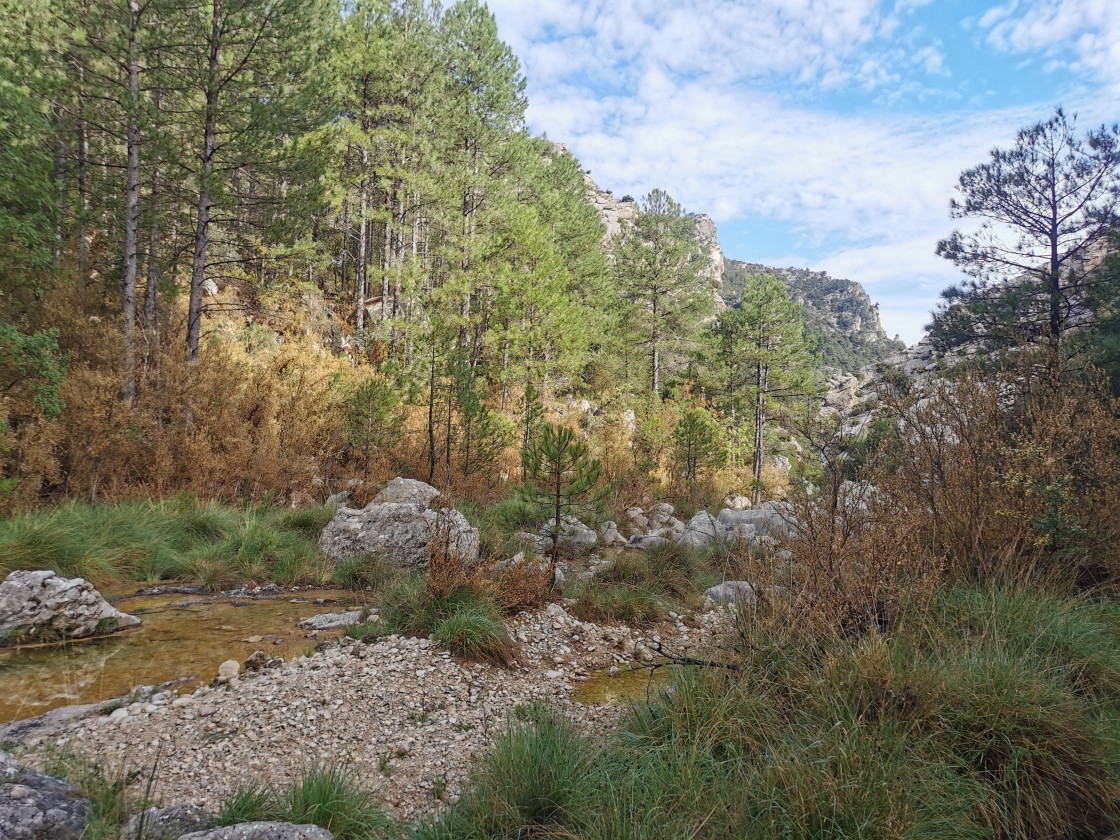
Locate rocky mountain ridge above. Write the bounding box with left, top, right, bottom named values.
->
left=573, top=147, right=901, bottom=374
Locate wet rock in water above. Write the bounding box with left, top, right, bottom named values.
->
left=0, top=749, right=90, bottom=840
left=319, top=478, right=478, bottom=569
left=298, top=611, right=361, bottom=631
left=0, top=570, right=141, bottom=645
left=179, top=822, right=334, bottom=840
left=126, top=804, right=215, bottom=839
left=705, top=581, right=759, bottom=606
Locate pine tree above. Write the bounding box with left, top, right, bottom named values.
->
left=707, top=274, right=815, bottom=502
left=519, top=423, right=606, bottom=584
left=614, top=189, right=712, bottom=395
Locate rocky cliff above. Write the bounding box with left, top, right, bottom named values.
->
left=574, top=147, right=895, bottom=373
left=577, top=154, right=724, bottom=294
left=722, top=261, right=903, bottom=373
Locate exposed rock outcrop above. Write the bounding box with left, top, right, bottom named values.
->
left=0, top=749, right=90, bottom=840
left=180, top=823, right=334, bottom=840
left=0, top=570, right=141, bottom=645
left=319, top=479, right=479, bottom=569
left=723, top=260, right=903, bottom=373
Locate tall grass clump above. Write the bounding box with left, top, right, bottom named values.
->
left=0, top=495, right=332, bottom=588
left=568, top=542, right=715, bottom=623
left=416, top=706, right=598, bottom=839
left=218, top=765, right=399, bottom=840
left=422, top=583, right=1120, bottom=839
left=334, top=552, right=401, bottom=593
left=40, top=750, right=139, bottom=840
left=376, top=575, right=514, bottom=665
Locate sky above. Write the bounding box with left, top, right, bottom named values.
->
left=483, top=0, right=1120, bottom=345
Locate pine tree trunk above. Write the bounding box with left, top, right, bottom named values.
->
left=121, top=2, right=142, bottom=400
left=187, top=0, right=222, bottom=363
left=355, top=159, right=368, bottom=330
left=753, top=363, right=767, bottom=505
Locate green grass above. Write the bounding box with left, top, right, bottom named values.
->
left=567, top=543, right=717, bottom=624
left=40, top=749, right=140, bottom=840
left=0, top=496, right=338, bottom=589
left=422, top=583, right=1120, bottom=839
left=218, top=765, right=399, bottom=840
left=377, top=576, right=515, bottom=664
left=415, top=705, right=598, bottom=839
left=335, top=552, right=402, bottom=593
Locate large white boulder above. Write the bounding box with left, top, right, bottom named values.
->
left=0, top=570, right=140, bottom=645
left=677, top=510, right=733, bottom=550
left=319, top=478, right=479, bottom=569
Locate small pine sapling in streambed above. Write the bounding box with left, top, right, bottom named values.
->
left=518, top=423, right=608, bottom=586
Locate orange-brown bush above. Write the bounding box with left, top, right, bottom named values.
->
left=749, top=362, right=1120, bottom=638
left=874, top=367, right=1120, bottom=587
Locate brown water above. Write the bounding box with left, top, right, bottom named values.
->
left=0, top=589, right=364, bottom=723
left=572, top=663, right=672, bottom=705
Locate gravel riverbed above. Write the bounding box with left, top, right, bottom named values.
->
left=20, top=603, right=726, bottom=824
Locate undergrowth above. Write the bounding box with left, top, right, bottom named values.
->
left=219, top=765, right=400, bottom=840
left=424, top=583, right=1120, bottom=839
left=0, top=495, right=338, bottom=589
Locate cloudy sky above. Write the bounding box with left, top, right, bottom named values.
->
left=484, top=0, right=1120, bottom=344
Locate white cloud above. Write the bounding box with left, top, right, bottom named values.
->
left=980, top=0, right=1120, bottom=86
left=485, top=0, right=1120, bottom=345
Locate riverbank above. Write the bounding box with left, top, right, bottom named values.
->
left=8, top=603, right=724, bottom=824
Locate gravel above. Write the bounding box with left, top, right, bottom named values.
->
left=25, top=603, right=727, bottom=824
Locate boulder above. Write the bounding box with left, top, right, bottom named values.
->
left=298, top=611, right=361, bottom=630
left=0, top=750, right=89, bottom=840
left=647, top=503, right=675, bottom=529
left=0, top=570, right=141, bottom=645
left=623, top=507, right=648, bottom=533
left=541, top=516, right=598, bottom=557
left=126, top=805, right=215, bottom=839
left=179, top=823, right=334, bottom=840
left=705, top=581, right=758, bottom=606
left=625, top=535, right=671, bottom=552
left=319, top=479, right=478, bottom=570
left=216, top=660, right=240, bottom=684
left=371, top=477, right=441, bottom=507
left=716, top=501, right=795, bottom=541
left=597, top=521, right=627, bottom=547
left=677, top=511, right=732, bottom=550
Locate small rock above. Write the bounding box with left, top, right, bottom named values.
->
left=216, top=660, right=240, bottom=684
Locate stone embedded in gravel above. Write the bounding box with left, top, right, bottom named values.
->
left=0, top=749, right=90, bottom=840
left=178, top=822, right=334, bottom=840
left=298, top=611, right=361, bottom=631
left=216, top=660, right=240, bottom=683
left=0, top=570, right=141, bottom=644
left=126, top=804, right=215, bottom=839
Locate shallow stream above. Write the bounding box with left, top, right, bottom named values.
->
left=0, top=588, right=363, bottom=723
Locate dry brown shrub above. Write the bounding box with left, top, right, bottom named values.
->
left=875, top=366, right=1120, bottom=587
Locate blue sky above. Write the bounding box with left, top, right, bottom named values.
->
left=485, top=0, right=1120, bottom=344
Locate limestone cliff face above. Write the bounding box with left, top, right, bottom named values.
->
left=572, top=145, right=895, bottom=372
left=722, top=261, right=904, bottom=373
left=578, top=158, right=724, bottom=294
